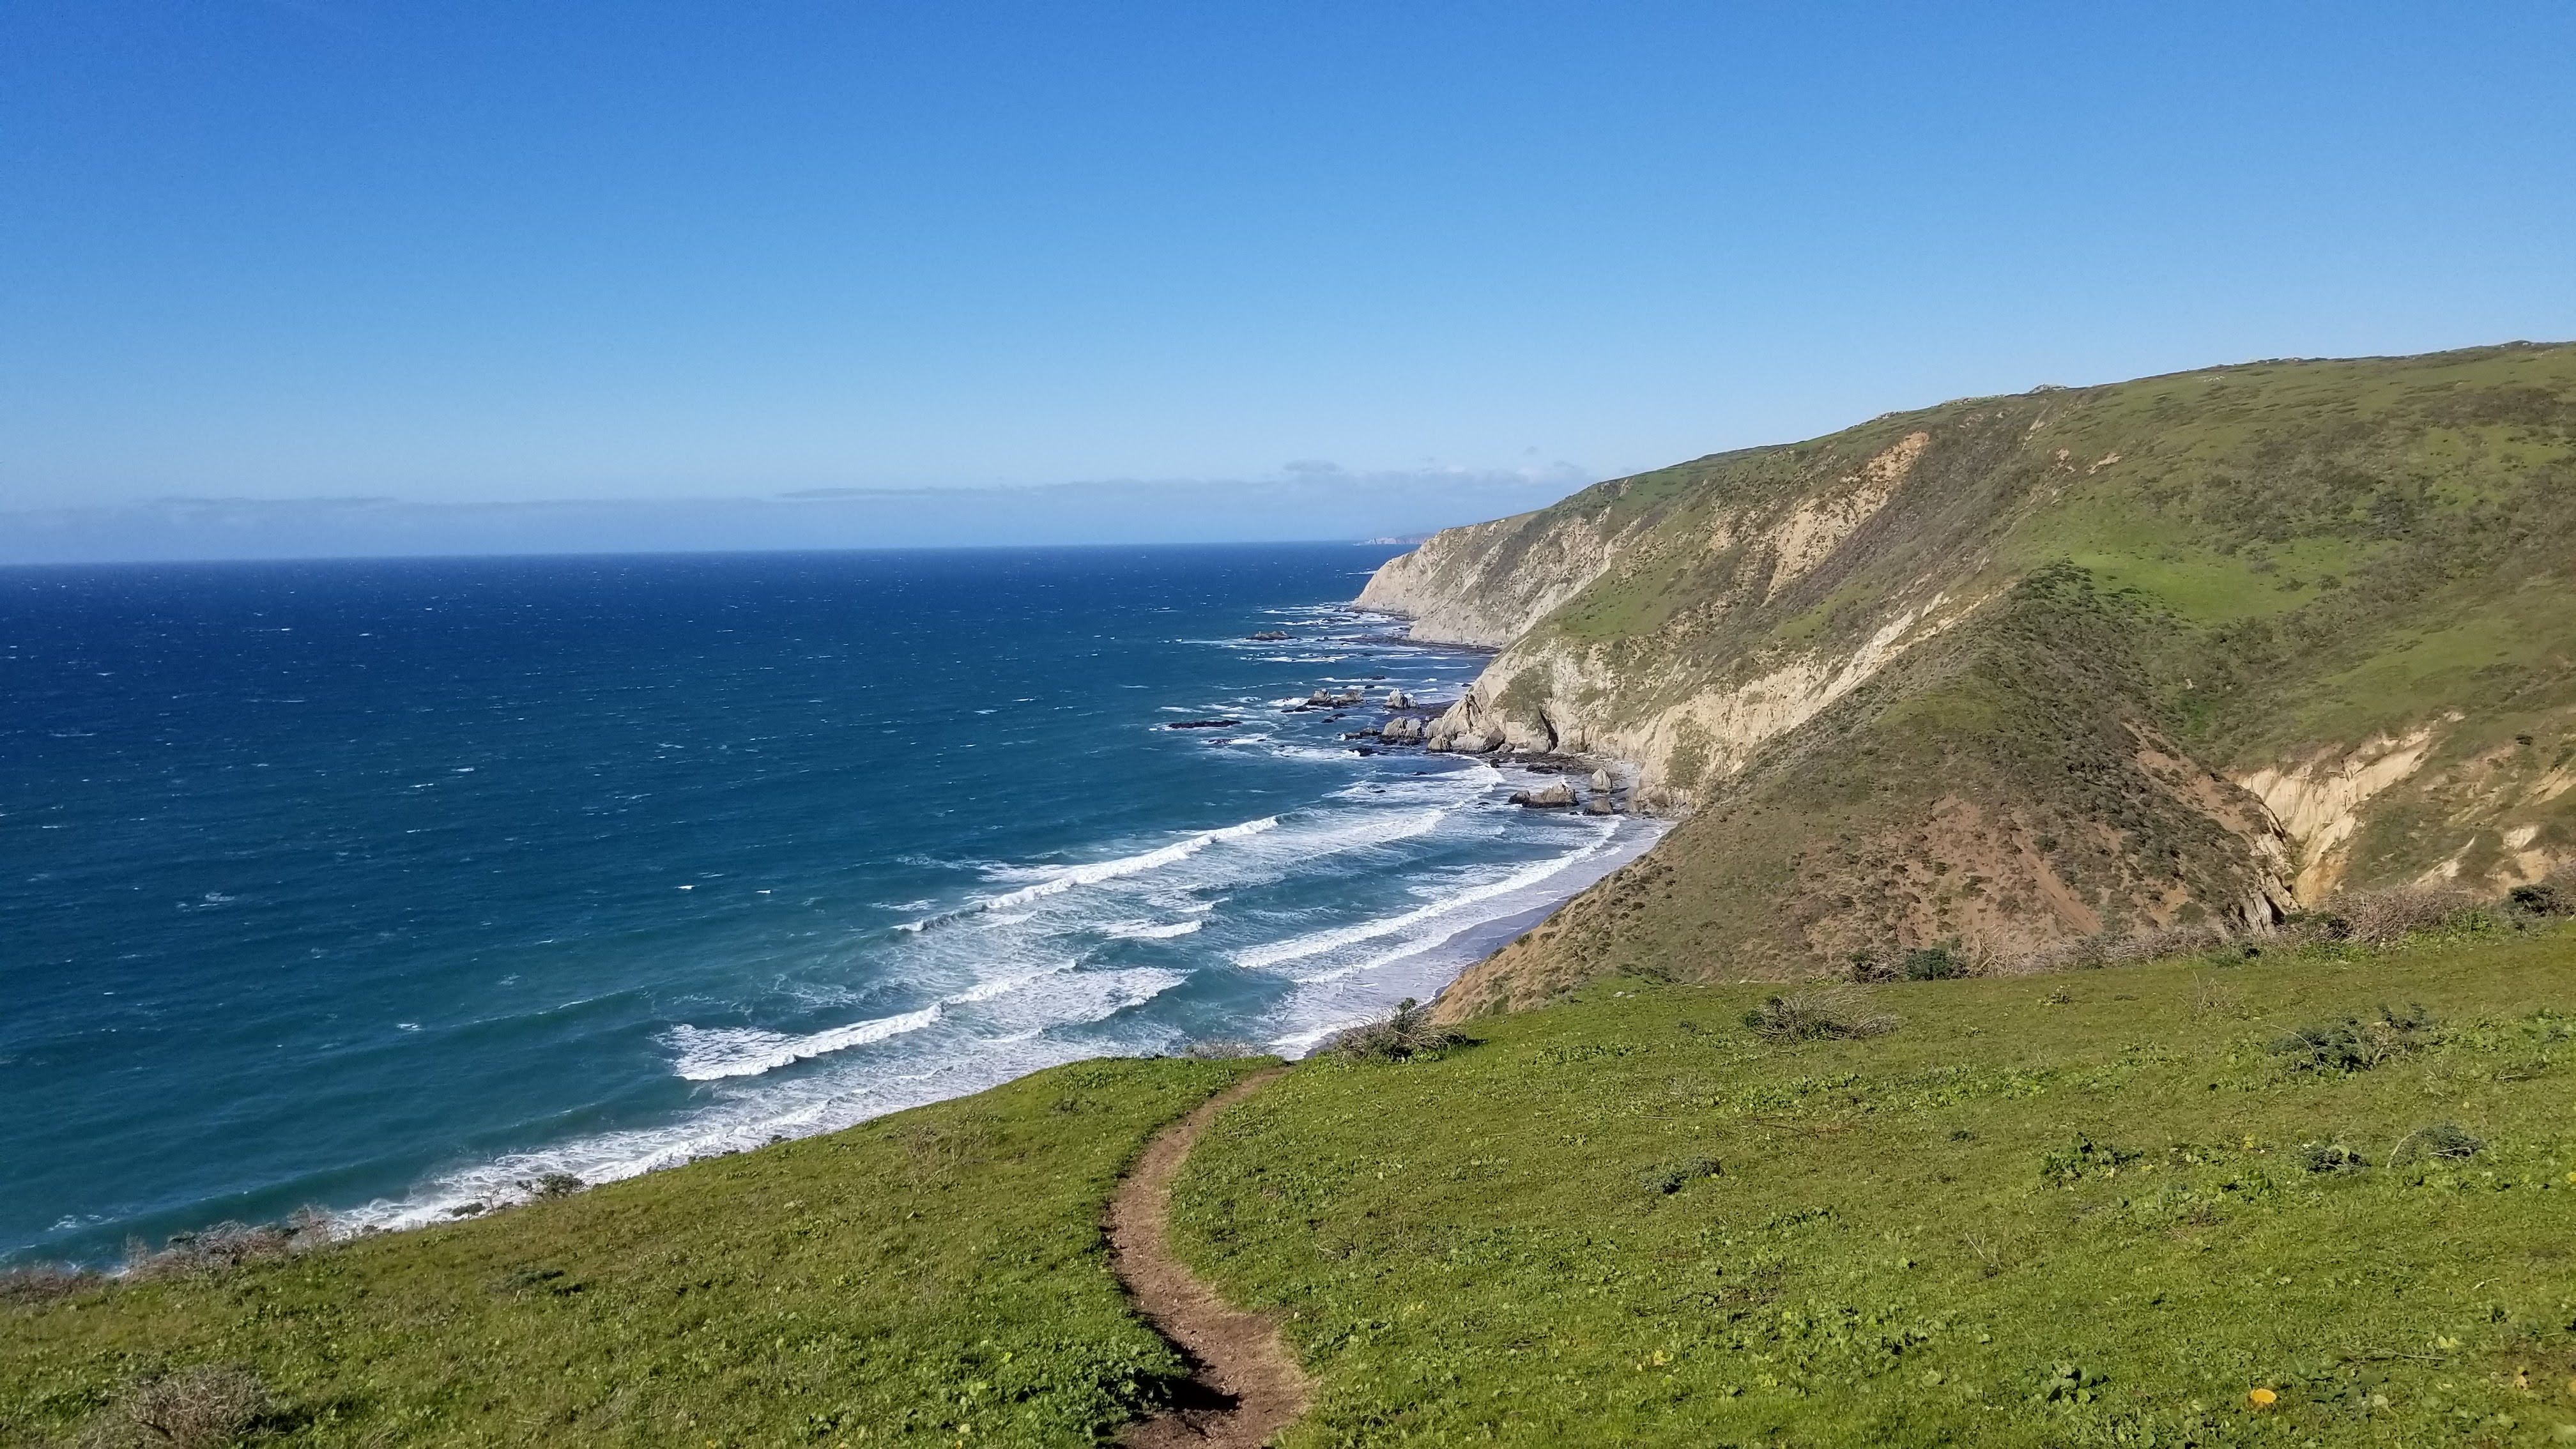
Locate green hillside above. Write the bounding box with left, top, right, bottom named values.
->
left=0, top=1059, right=1261, bottom=1448
left=1391, top=344, right=2576, bottom=1006
left=1171, top=918, right=2576, bottom=1447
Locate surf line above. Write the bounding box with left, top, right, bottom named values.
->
left=898, top=816, right=1281, bottom=932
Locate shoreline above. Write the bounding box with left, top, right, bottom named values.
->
left=19, top=595, right=1642, bottom=1272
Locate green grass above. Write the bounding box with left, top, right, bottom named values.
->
left=1171, top=925, right=2576, bottom=1446
left=13, top=933, right=2574, bottom=1446
left=0, top=1057, right=1264, bottom=1448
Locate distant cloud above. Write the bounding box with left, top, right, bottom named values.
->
left=0, top=465, right=1591, bottom=565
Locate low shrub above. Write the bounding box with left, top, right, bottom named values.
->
left=2292, top=885, right=2488, bottom=947
left=2268, top=1003, right=2437, bottom=1073
left=123, top=1209, right=334, bottom=1282
left=1902, top=943, right=1969, bottom=981
left=1742, top=986, right=1898, bottom=1043
left=2506, top=882, right=2567, bottom=917
left=1331, top=999, right=1466, bottom=1062
left=2294, top=1140, right=2369, bottom=1174
left=2390, top=1121, right=2485, bottom=1164
left=79, top=1365, right=270, bottom=1449
left=1638, top=1156, right=1722, bottom=1195
left=0, top=1262, right=97, bottom=1306
left=2008, top=921, right=2237, bottom=975
left=1850, top=941, right=1972, bottom=981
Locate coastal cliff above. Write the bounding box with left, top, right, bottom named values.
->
left=1356, top=343, right=2576, bottom=1013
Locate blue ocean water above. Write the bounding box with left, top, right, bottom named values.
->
left=1, top=545, right=1653, bottom=1264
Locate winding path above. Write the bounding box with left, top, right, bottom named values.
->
left=1108, top=1066, right=1311, bottom=1448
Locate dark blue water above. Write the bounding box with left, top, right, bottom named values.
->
left=1, top=546, right=1652, bottom=1264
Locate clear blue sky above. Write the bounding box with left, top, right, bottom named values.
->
left=3, top=2, right=2572, bottom=555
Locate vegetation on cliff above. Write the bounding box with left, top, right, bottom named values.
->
left=1360, top=343, right=2576, bottom=1001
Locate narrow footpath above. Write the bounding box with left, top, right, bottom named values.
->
left=1108, top=1066, right=1312, bottom=1448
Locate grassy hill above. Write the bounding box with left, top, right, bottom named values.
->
left=1357, top=343, right=2576, bottom=1006
left=0, top=1059, right=1262, bottom=1448
left=8, top=918, right=2572, bottom=1446
left=1174, top=917, right=2576, bottom=1446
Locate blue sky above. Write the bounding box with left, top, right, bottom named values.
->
left=3, top=1, right=2572, bottom=557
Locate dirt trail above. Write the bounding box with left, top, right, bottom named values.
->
left=1108, top=1066, right=1310, bottom=1448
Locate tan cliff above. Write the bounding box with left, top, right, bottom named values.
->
left=1354, top=510, right=1623, bottom=648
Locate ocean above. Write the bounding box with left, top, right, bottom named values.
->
left=0, top=544, right=1655, bottom=1266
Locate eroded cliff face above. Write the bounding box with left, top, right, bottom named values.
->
left=1390, top=431, right=1969, bottom=807
left=1351, top=344, right=2576, bottom=1004
left=2234, top=709, right=2576, bottom=903
left=1354, top=512, right=1621, bottom=647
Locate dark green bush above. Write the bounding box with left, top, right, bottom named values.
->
left=2507, top=883, right=2566, bottom=917
left=1638, top=1156, right=1722, bottom=1195
left=1902, top=943, right=1968, bottom=980
left=2391, top=1122, right=2485, bottom=1164
left=2269, top=1004, right=2437, bottom=1073
left=2294, top=1140, right=2369, bottom=1174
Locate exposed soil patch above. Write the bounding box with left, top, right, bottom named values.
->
left=1109, top=1066, right=1309, bottom=1448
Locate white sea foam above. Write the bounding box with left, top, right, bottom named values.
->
left=1234, top=825, right=1620, bottom=971
left=348, top=964, right=1197, bottom=1236
left=972, top=816, right=1278, bottom=911
left=1100, top=919, right=1204, bottom=939
left=665, top=1004, right=944, bottom=1080
left=945, top=963, right=1071, bottom=1003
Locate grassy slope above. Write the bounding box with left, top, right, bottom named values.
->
left=0, top=1057, right=1262, bottom=1448
left=1442, top=344, right=2576, bottom=996
left=1175, top=924, right=2576, bottom=1447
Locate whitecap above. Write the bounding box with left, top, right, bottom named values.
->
left=664, top=1005, right=944, bottom=1081
left=974, top=816, right=1278, bottom=911
left=1099, top=919, right=1204, bottom=940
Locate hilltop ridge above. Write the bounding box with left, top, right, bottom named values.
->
left=1353, top=343, right=2576, bottom=1011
